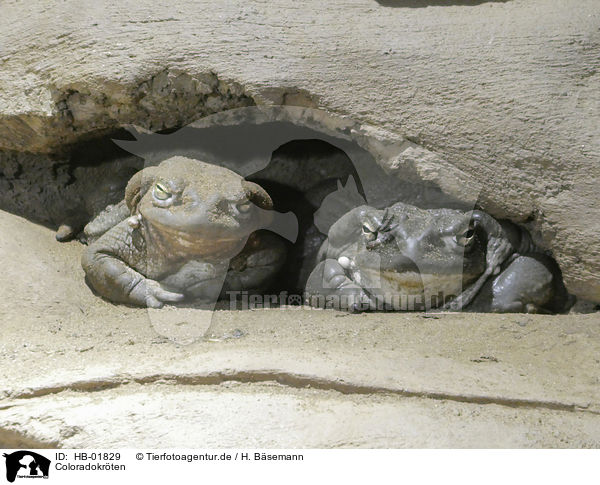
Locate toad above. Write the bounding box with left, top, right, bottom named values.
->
left=81, top=156, right=288, bottom=307
left=305, top=202, right=571, bottom=313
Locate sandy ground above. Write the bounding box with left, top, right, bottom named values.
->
left=1, top=209, right=599, bottom=448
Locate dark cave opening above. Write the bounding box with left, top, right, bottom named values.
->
left=247, top=139, right=367, bottom=293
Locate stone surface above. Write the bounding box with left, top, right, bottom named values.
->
left=1, top=209, right=599, bottom=447
left=0, top=0, right=598, bottom=302
left=1, top=0, right=600, bottom=448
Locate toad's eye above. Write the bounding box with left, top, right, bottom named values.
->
left=453, top=227, right=476, bottom=246
left=236, top=201, right=252, bottom=214
left=362, top=224, right=377, bottom=242
left=154, top=182, right=171, bottom=201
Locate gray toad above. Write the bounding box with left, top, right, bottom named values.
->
left=305, top=202, right=571, bottom=313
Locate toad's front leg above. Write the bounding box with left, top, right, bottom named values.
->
left=161, top=232, right=288, bottom=303
left=160, top=260, right=228, bottom=303
left=305, top=258, right=376, bottom=312
left=81, top=219, right=185, bottom=308
left=83, top=199, right=131, bottom=243
left=221, top=231, right=287, bottom=295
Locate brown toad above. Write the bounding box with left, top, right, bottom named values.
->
left=81, top=156, right=288, bottom=307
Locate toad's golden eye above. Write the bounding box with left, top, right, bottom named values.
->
left=362, top=224, right=377, bottom=242
left=154, top=182, right=171, bottom=200
left=237, top=201, right=251, bottom=213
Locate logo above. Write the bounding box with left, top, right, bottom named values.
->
left=3, top=451, right=50, bottom=482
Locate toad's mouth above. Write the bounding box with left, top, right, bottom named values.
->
left=355, top=267, right=481, bottom=298
left=146, top=221, right=248, bottom=257
left=148, top=218, right=248, bottom=240
left=349, top=251, right=483, bottom=292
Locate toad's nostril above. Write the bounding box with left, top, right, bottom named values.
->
left=217, top=199, right=231, bottom=213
